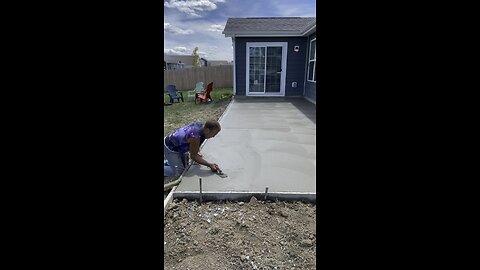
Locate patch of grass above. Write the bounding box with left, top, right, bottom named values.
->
left=163, top=88, right=233, bottom=136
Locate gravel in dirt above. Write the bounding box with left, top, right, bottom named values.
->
left=164, top=198, right=316, bottom=269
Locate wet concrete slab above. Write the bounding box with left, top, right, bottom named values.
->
left=174, top=97, right=316, bottom=201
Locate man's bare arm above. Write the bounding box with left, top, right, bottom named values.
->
left=187, top=138, right=217, bottom=169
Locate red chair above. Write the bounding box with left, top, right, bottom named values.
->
left=195, top=82, right=213, bottom=104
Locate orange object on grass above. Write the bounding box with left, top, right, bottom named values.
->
left=195, top=82, right=213, bottom=104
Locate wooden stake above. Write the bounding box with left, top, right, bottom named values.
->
left=264, top=186, right=269, bottom=201
left=199, top=178, right=203, bottom=204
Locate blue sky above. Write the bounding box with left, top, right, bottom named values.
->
left=164, top=0, right=316, bottom=61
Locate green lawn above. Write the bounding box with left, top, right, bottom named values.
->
left=163, top=88, right=234, bottom=137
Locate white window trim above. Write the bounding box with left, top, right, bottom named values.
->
left=232, top=37, right=236, bottom=95
left=307, top=38, right=316, bottom=83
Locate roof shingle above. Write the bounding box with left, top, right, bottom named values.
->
left=223, top=17, right=315, bottom=34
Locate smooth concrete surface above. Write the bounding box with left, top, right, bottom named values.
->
left=174, top=97, right=316, bottom=200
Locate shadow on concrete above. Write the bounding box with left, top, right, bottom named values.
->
left=183, top=167, right=218, bottom=178
left=233, top=96, right=316, bottom=124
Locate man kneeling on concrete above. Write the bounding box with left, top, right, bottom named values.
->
left=164, top=120, right=222, bottom=177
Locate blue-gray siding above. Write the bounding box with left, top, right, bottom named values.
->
left=234, top=37, right=308, bottom=96
left=304, top=32, right=316, bottom=102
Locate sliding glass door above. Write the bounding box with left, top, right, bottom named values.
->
left=246, top=42, right=287, bottom=96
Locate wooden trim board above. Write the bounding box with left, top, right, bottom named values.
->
left=164, top=186, right=177, bottom=217
left=173, top=191, right=316, bottom=203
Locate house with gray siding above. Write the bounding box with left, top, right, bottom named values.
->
left=164, top=54, right=208, bottom=70
left=223, top=17, right=316, bottom=104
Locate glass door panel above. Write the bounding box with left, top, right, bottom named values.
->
left=265, top=47, right=282, bottom=93
left=249, top=47, right=265, bottom=93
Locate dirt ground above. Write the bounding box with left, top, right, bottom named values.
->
left=164, top=197, right=316, bottom=270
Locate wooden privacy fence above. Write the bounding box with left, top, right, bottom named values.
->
left=164, top=65, right=233, bottom=91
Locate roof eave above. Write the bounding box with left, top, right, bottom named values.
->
left=302, top=24, right=316, bottom=36
left=224, top=25, right=316, bottom=38
left=224, top=31, right=304, bottom=37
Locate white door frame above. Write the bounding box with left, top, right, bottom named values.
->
left=246, top=42, right=288, bottom=96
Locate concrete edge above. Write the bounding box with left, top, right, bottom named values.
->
left=173, top=191, right=316, bottom=203
left=217, top=96, right=235, bottom=123
left=164, top=186, right=177, bottom=217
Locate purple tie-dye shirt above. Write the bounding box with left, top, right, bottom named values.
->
left=165, top=122, right=205, bottom=153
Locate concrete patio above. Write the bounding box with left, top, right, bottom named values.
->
left=174, top=97, right=316, bottom=202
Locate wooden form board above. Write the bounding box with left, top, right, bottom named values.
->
left=163, top=186, right=177, bottom=217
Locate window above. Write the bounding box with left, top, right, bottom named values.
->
left=307, top=38, right=316, bottom=82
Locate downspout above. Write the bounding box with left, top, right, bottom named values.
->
left=232, top=36, right=236, bottom=95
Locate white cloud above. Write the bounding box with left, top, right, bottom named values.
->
left=164, top=0, right=226, bottom=17
left=174, top=46, right=188, bottom=52
left=164, top=22, right=194, bottom=35
left=207, top=24, right=224, bottom=32
left=164, top=46, right=209, bottom=57
left=164, top=48, right=189, bottom=55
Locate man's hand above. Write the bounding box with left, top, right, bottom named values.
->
left=209, top=163, right=221, bottom=172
